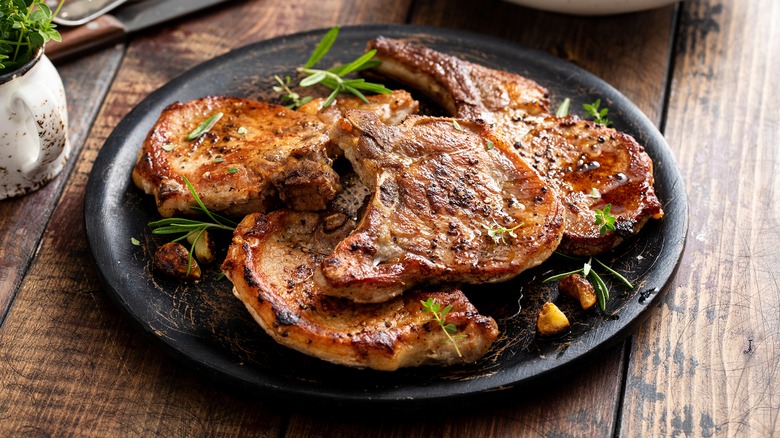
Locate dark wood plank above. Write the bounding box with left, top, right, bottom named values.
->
left=620, top=0, right=780, bottom=435
left=287, top=347, right=626, bottom=437
left=0, top=48, right=123, bottom=324
left=0, top=0, right=413, bottom=435
left=283, top=1, right=678, bottom=436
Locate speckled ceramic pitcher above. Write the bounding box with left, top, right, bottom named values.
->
left=0, top=48, right=69, bottom=200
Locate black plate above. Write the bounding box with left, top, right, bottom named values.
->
left=84, top=25, right=687, bottom=408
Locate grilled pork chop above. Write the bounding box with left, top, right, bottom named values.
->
left=221, top=210, right=499, bottom=370
left=519, top=116, right=663, bottom=254
left=316, top=110, right=564, bottom=303
left=133, top=91, right=418, bottom=217
left=367, top=37, right=663, bottom=255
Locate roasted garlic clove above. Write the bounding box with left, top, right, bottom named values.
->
left=559, top=273, right=597, bottom=310
left=186, top=230, right=215, bottom=265
left=536, top=302, right=570, bottom=336
left=154, top=242, right=201, bottom=281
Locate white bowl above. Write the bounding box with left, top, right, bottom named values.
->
left=503, top=0, right=681, bottom=15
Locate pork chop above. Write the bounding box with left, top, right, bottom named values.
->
left=221, top=210, right=499, bottom=371
left=519, top=116, right=663, bottom=255
left=133, top=91, right=418, bottom=217
left=367, top=37, right=663, bottom=255
left=315, top=110, right=564, bottom=303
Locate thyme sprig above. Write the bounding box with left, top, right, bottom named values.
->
left=595, top=203, right=617, bottom=235
left=543, top=253, right=633, bottom=312
left=276, top=26, right=392, bottom=108
left=0, top=0, right=64, bottom=74
left=482, top=221, right=523, bottom=245
left=272, top=75, right=313, bottom=109
left=148, top=177, right=237, bottom=274
left=421, top=297, right=465, bottom=358
left=582, top=99, right=613, bottom=127
left=555, top=97, right=613, bottom=127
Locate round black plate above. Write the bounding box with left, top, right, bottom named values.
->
left=84, top=25, right=687, bottom=408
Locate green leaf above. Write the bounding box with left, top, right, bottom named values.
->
left=335, top=49, right=378, bottom=77
left=186, top=112, right=223, bottom=141
left=595, top=203, right=617, bottom=235
left=304, top=26, right=339, bottom=69
left=130, top=237, right=141, bottom=246
left=542, top=268, right=585, bottom=283
left=594, top=258, right=634, bottom=288
left=555, top=97, right=571, bottom=117
left=299, top=70, right=327, bottom=87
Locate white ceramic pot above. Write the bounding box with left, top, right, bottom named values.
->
left=0, top=48, right=69, bottom=200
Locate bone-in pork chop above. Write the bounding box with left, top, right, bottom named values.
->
left=221, top=210, right=499, bottom=371
left=367, top=37, right=663, bottom=255
left=316, top=110, right=564, bottom=303
left=133, top=91, right=418, bottom=217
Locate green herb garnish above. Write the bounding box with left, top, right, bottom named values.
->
left=485, top=140, right=495, bottom=151
left=452, top=120, right=464, bottom=131
left=130, top=237, right=141, bottom=246
left=227, top=167, right=238, bottom=174
left=273, top=74, right=314, bottom=109
left=213, top=157, right=225, bottom=163
left=148, top=176, right=237, bottom=275
left=162, top=143, right=176, bottom=151
left=0, top=0, right=64, bottom=74
left=186, top=112, right=223, bottom=141
left=290, top=26, right=392, bottom=108
left=583, top=99, right=613, bottom=127
left=421, top=297, right=465, bottom=358
left=555, top=97, right=571, bottom=117
left=237, top=126, right=247, bottom=135
left=543, top=253, right=633, bottom=312
left=595, top=203, right=617, bottom=235
left=482, top=221, right=522, bottom=245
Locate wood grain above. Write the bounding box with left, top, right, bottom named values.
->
left=0, top=0, right=414, bottom=435
left=0, top=48, right=122, bottom=324
left=14, top=0, right=776, bottom=436
left=620, top=0, right=780, bottom=436
left=302, top=1, right=674, bottom=436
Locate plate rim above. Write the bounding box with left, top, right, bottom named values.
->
left=84, top=23, right=689, bottom=408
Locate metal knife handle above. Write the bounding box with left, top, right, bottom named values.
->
left=46, top=15, right=128, bottom=62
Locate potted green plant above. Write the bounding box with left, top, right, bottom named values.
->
left=0, top=0, right=69, bottom=199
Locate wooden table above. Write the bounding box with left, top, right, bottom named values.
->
left=1, top=0, right=778, bottom=435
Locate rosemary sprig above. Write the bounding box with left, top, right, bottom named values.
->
left=421, top=297, right=465, bottom=358
left=186, top=113, right=223, bottom=140
left=555, top=97, right=571, bottom=117
left=148, top=176, right=237, bottom=274
left=277, top=26, right=392, bottom=108
left=543, top=253, right=634, bottom=312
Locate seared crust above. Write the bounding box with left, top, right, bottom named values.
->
left=133, top=92, right=418, bottom=218
left=221, top=211, right=499, bottom=371
left=367, top=37, right=663, bottom=255
left=519, top=116, right=663, bottom=255
left=368, top=36, right=549, bottom=130
left=316, top=111, right=564, bottom=303
left=132, top=96, right=336, bottom=217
